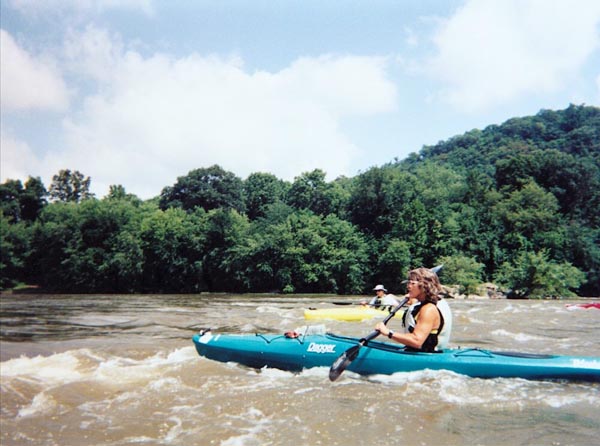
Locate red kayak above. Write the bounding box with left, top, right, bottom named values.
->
left=566, top=302, right=600, bottom=309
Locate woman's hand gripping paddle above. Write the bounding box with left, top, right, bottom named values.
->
left=328, top=297, right=409, bottom=381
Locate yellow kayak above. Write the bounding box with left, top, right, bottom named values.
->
left=303, top=306, right=390, bottom=321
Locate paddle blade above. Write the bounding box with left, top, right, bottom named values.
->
left=329, top=344, right=361, bottom=381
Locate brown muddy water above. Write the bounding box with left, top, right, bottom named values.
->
left=1, top=294, right=599, bottom=446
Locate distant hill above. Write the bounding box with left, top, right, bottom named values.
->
left=402, top=104, right=599, bottom=226
left=420, top=104, right=599, bottom=167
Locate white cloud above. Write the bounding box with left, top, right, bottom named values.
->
left=425, top=0, right=600, bottom=112
left=63, top=25, right=125, bottom=83
left=0, top=29, right=69, bottom=111
left=49, top=28, right=398, bottom=199
left=0, top=132, right=43, bottom=183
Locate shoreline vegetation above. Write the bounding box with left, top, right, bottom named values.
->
left=2, top=105, right=599, bottom=298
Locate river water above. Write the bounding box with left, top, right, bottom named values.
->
left=1, top=294, right=599, bottom=446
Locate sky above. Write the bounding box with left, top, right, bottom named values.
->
left=2, top=0, right=600, bottom=200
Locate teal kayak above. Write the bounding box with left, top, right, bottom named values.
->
left=192, top=330, right=600, bottom=382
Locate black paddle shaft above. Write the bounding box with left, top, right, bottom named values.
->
left=328, top=297, right=408, bottom=381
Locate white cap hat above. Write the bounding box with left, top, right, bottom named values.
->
left=373, top=284, right=387, bottom=292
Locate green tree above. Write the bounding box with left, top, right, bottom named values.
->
left=494, top=250, right=585, bottom=298
left=243, top=172, right=289, bottom=220
left=534, top=150, right=599, bottom=224
left=27, top=202, right=82, bottom=289
left=107, top=185, right=128, bottom=200
left=0, top=216, right=31, bottom=289
left=328, top=175, right=353, bottom=220
left=372, top=238, right=412, bottom=293
left=0, top=177, right=47, bottom=223
left=0, top=179, right=24, bottom=222
left=231, top=211, right=295, bottom=292
left=318, top=214, right=369, bottom=294
left=73, top=200, right=145, bottom=292
left=273, top=211, right=368, bottom=294
left=227, top=210, right=368, bottom=294
left=438, top=255, right=485, bottom=295
left=20, top=176, right=48, bottom=221
left=347, top=166, right=406, bottom=237
left=286, top=169, right=338, bottom=216
left=493, top=181, right=563, bottom=252
left=393, top=199, right=429, bottom=267
left=27, top=199, right=148, bottom=292
left=48, top=169, right=94, bottom=202
left=159, top=165, right=245, bottom=213
left=139, top=207, right=207, bottom=292
left=200, top=208, right=249, bottom=292
left=495, top=152, right=535, bottom=192
left=454, top=171, right=503, bottom=276
left=104, top=184, right=142, bottom=203
left=562, top=223, right=600, bottom=296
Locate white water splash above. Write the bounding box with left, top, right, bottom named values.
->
left=17, top=392, right=57, bottom=418
left=1, top=350, right=89, bottom=384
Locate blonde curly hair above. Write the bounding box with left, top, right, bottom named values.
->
left=408, top=267, right=442, bottom=304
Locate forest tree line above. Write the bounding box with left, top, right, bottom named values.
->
left=1, top=104, right=599, bottom=297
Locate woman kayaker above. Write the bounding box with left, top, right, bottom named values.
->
left=375, top=267, right=446, bottom=352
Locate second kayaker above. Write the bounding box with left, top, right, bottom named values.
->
left=361, top=284, right=400, bottom=309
